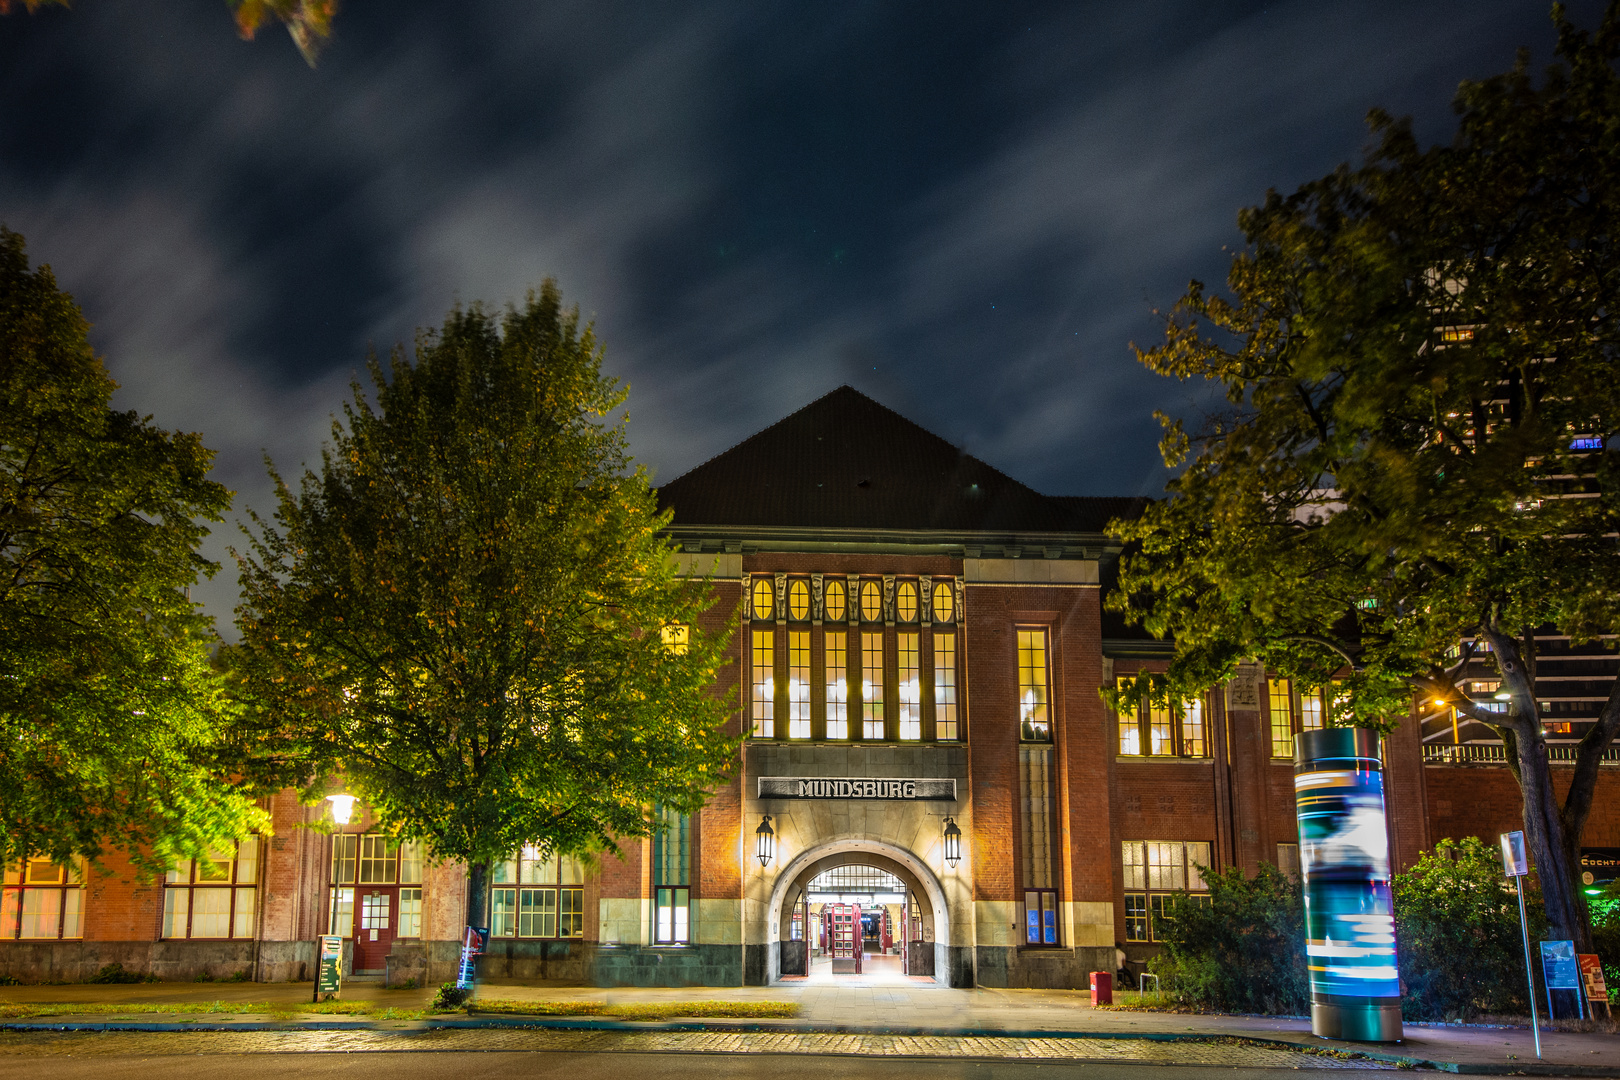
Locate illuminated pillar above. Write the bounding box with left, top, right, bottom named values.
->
left=1294, top=728, right=1403, bottom=1042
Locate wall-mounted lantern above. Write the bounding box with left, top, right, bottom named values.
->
left=755, top=815, right=776, bottom=867
left=943, top=817, right=962, bottom=868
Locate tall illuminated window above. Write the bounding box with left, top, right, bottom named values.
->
left=1298, top=688, right=1324, bottom=732
left=1269, top=678, right=1293, bottom=758
left=825, top=631, right=849, bottom=739
left=788, top=630, right=811, bottom=739
left=1118, top=707, right=1141, bottom=755
left=862, top=632, right=884, bottom=739
left=752, top=629, right=774, bottom=738
left=1147, top=703, right=1172, bottom=756
left=1017, top=629, right=1050, bottom=741
left=897, top=632, right=921, bottom=740
left=653, top=807, right=689, bottom=944
left=1182, top=697, right=1206, bottom=757
left=935, top=631, right=958, bottom=740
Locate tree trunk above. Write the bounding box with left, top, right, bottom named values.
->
left=1511, top=722, right=1593, bottom=951
left=1487, top=628, right=1596, bottom=951
left=464, top=860, right=490, bottom=931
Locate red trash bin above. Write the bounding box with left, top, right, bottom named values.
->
left=1090, top=970, right=1113, bottom=1006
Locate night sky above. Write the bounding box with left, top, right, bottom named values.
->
left=0, top=1, right=1597, bottom=631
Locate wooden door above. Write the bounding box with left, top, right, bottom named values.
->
left=353, top=886, right=397, bottom=972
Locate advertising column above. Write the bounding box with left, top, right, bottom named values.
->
left=1294, top=728, right=1403, bottom=1042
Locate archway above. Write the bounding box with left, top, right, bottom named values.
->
left=766, top=836, right=951, bottom=986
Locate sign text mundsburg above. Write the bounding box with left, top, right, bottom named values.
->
left=758, top=777, right=956, bottom=800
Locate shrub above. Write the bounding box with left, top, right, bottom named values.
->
left=88, top=963, right=156, bottom=984
left=431, top=982, right=473, bottom=1011
left=1393, top=837, right=1539, bottom=1021
left=1150, top=863, right=1309, bottom=1014
left=1587, top=883, right=1620, bottom=988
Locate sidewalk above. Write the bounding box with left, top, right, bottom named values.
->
left=0, top=980, right=1614, bottom=1075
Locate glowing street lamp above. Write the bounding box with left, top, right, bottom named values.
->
left=326, top=793, right=357, bottom=826
left=755, top=815, right=776, bottom=868
left=943, top=817, right=962, bottom=868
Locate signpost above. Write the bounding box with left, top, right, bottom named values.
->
left=1540, top=940, right=1583, bottom=1019
left=313, top=934, right=343, bottom=1002
left=1501, top=831, right=1541, bottom=1059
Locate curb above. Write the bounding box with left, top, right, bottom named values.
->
left=1, top=1015, right=1615, bottom=1076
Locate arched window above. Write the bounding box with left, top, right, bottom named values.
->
left=860, top=580, right=882, bottom=622
left=896, top=581, right=918, bottom=622
left=752, top=577, right=774, bottom=620
left=788, top=579, right=810, bottom=621
left=824, top=578, right=847, bottom=622
left=932, top=581, right=955, bottom=623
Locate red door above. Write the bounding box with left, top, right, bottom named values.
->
left=353, top=887, right=397, bottom=972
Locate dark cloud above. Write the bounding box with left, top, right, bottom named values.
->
left=0, top=0, right=1597, bottom=632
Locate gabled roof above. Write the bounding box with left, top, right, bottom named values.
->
left=656, top=386, right=1143, bottom=535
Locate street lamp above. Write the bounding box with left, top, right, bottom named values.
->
left=755, top=815, right=775, bottom=868
left=327, top=794, right=357, bottom=826
left=942, top=817, right=962, bottom=868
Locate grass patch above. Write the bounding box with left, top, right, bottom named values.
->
left=470, top=999, right=799, bottom=1021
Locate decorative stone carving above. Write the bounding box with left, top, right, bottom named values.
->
left=954, top=576, right=965, bottom=619
left=774, top=572, right=788, bottom=625
left=811, top=573, right=824, bottom=624
left=919, top=575, right=933, bottom=627
left=846, top=574, right=860, bottom=626
left=882, top=575, right=896, bottom=625
left=742, top=574, right=754, bottom=621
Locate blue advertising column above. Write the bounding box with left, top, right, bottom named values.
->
left=1294, top=728, right=1403, bottom=1042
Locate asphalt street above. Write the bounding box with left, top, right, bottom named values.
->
left=0, top=1050, right=1409, bottom=1080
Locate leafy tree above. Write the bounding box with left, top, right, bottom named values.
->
left=1393, top=837, right=1538, bottom=1020
left=231, top=282, right=739, bottom=927
left=1107, top=3, right=1620, bottom=951
left=0, top=226, right=264, bottom=872
left=1150, top=864, right=1309, bottom=1014
left=0, top=1, right=338, bottom=68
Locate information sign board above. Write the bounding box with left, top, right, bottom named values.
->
left=1501, top=831, right=1529, bottom=877
left=1578, top=954, right=1609, bottom=1004
left=1541, top=940, right=1580, bottom=989
left=314, top=934, right=343, bottom=1000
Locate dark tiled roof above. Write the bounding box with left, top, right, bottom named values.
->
left=656, top=386, right=1146, bottom=535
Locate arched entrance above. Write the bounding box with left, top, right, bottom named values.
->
left=766, top=836, right=951, bottom=986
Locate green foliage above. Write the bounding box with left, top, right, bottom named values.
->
left=1106, top=3, right=1620, bottom=948
left=431, top=982, right=473, bottom=1011
left=1154, top=841, right=1554, bottom=1019
left=232, top=281, right=740, bottom=877
left=1587, top=882, right=1620, bottom=986
left=0, top=226, right=267, bottom=873
left=1150, top=864, right=1309, bottom=1015
left=1393, top=837, right=1538, bottom=1020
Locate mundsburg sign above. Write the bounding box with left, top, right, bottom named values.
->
left=758, top=777, right=956, bottom=800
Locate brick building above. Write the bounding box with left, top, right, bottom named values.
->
left=3, top=386, right=1617, bottom=988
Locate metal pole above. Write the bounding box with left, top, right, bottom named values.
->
left=1516, top=885, right=1541, bottom=1059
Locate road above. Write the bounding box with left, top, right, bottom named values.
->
left=0, top=1049, right=1409, bottom=1080
left=0, top=1029, right=1416, bottom=1079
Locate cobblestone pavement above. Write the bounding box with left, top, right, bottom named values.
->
left=0, top=1028, right=1394, bottom=1066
